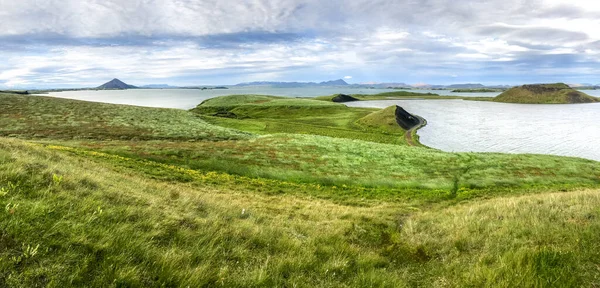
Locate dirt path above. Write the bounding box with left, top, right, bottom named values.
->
left=405, top=130, right=416, bottom=146
left=404, top=116, right=426, bottom=147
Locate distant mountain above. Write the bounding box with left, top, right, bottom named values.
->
left=97, top=79, right=137, bottom=90
left=349, top=82, right=410, bottom=89
left=319, top=79, right=348, bottom=86
left=446, top=83, right=485, bottom=89
left=141, top=84, right=177, bottom=89
left=235, top=79, right=348, bottom=88
left=377, top=83, right=410, bottom=88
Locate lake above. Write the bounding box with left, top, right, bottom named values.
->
left=38, top=88, right=600, bottom=161
left=346, top=100, right=600, bottom=161
left=39, top=87, right=502, bottom=109
left=39, top=87, right=398, bottom=109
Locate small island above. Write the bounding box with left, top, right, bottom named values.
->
left=494, top=83, right=600, bottom=104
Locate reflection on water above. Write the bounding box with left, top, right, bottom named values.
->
left=346, top=100, right=600, bottom=161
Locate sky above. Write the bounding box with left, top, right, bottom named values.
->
left=1, top=0, right=600, bottom=88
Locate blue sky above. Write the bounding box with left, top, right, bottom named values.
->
left=1, top=0, right=600, bottom=88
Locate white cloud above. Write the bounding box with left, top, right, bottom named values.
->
left=1, top=0, right=600, bottom=86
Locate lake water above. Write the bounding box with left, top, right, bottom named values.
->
left=38, top=88, right=600, bottom=161
left=39, top=87, right=500, bottom=109
left=346, top=100, right=600, bottom=162
left=40, top=87, right=397, bottom=109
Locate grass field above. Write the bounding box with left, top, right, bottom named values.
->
left=193, top=95, right=410, bottom=145
left=1, top=92, right=600, bottom=287
left=0, top=93, right=249, bottom=141
left=2, top=138, right=600, bottom=287
left=45, top=134, right=600, bottom=200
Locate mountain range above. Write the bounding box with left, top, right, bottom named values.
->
left=95, top=78, right=600, bottom=91
left=234, top=79, right=349, bottom=88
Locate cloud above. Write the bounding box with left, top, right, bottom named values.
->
left=1, top=0, right=600, bottom=87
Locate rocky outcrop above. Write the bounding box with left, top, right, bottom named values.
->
left=395, top=106, right=421, bottom=130
left=331, top=94, right=359, bottom=103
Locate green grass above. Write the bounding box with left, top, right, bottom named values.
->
left=1, top=138, right=600, bottom=287
left=2, top=92, right=600, bottom=286
left=356, top=105, right=405, bottom=134
left=198, top=94, right=341, bottom=108
left=0, top=93, right=249, bottom=141
left=193, top=95, right=410, bottom=145
left=41, top=134, right=600, bottom=201
left=494, top=83, right=600, bottom=104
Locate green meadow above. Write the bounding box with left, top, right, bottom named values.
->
left=1, top=92, right=600, bottom=287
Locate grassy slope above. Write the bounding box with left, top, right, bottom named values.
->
left=2, top=138, right=600, bottom=287
left=45, top=134, right=600, bottom=199
left=495, top=83, right=600, bottom=104
left=193, top=95, right=410, bottom=145
left=198, top=94, right=338, bottom=107
left=356, top=105, right=405, bottom=134
left=2, top=93, right=600, bottom=286
left=0, top=93, right=249, bottom=141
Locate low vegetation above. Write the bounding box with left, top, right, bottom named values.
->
left=193, top=95, right=410, bottom=145
left=494, top=83, right=600, bottom=104
left=314, top=91, right=449, bottom=102
left=1, top=92, right=600, bottom=286
left=356, top=105, right=404, bottom=134
left=49, top=133, right=600, bottom=199
left=0, top=93, right=248, bottom=141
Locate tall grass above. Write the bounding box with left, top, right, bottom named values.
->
left=1, top=138, right=599, bottom=286
left=2, top=92, right=600, bottom=286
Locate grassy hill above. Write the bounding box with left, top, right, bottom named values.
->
left=494, top=83, right=600, bottom=104
left=192, top=95, right=410, bottom=145
left=1, top=92, right=600, bottom=286
left=356, top=105, right=405, bottom=134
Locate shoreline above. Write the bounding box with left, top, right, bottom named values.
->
left=404, top=114, right=428, bottom=147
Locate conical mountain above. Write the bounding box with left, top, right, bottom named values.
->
left=97, top=79, right=137, bottom=89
